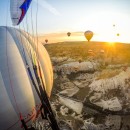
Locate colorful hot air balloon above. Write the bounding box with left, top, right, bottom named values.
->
left=67, top=32, right=71, bottom=37
left=84, top=30, right=93, bottom=42
left=10, top=0, right=32, bottom=25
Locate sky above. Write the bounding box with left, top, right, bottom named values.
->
left=1, top=0, right=130, bottom=43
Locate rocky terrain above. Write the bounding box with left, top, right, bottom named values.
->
left=49, top=56, right=130, bottom=130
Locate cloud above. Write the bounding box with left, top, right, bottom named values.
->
left=34, top=0, right=61, bottom=16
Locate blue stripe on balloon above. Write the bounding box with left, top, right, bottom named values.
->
left=18, top=0, right=32, bottom=25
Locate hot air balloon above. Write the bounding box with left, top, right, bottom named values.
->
left=45, top=39, right=48, bottom=43
left=10, top=0, right=32, bottom=25
left=117, top=33, right=120, bottom=36
left=0, top=26, right=53, bottom=130
left=84, top=30, right=93, bottom=42
left=113, top=24, right=115, bottom=27
left=67, top=32, right=71, bottom=37
left=88, top=49, right=95, bottom=56
left=100, top=49, right=105, bottom=53
left=88, top=49, right=93, bottom=54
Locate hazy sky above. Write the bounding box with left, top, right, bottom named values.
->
left=1, top=0, right=130, bottom=43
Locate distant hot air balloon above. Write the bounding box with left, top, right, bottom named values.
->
left=100, top=49, right=105, bottom=53
left=113, top=24, right=115, bottom=27
left=117, top=33, right=120, bottom=36
left=84, top=30, right=93, bottom=42
left=88, top=49, right=95, bottom=56
left=88, top=49, right=93, bottom=53
left=67, top=32, right=71, bottom=37
left=45, top=39, right=48, bottom=43
left=10, top=0, right=32, bottom=25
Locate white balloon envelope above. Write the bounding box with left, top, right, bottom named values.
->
left=0, top=26, right=53, bottom=130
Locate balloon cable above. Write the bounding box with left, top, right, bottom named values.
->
left=5, top=0, right=22, bottom=129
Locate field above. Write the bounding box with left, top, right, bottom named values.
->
left=45, top=41, right=130, bottom=64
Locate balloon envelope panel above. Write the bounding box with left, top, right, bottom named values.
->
left=0, top=26, right=53, bottom=129
left=10, top=0, right=32, bottom=25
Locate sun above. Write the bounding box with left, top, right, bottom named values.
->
left=108, top=42, right=115, bottom=45
left=77, top=11, right=130, bottom=43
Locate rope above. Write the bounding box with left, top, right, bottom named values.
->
left=9, top=1, right=60, bottom=129
left=5, top=1, right=27, bottom=129
left=31, top=1, right=35, bottom=44
left=6, top=0, right=20, bottom=114
left=34, top=1, right=60, bottom=129
left=6, top=120, right=20, bottom=130
left=25, top=3, right=32, bottom=57
left=31, top=1, right=37, bottom=64
left=5, top=0, right=21, bottom=128
left=36, top=0, right=39, bottom=58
